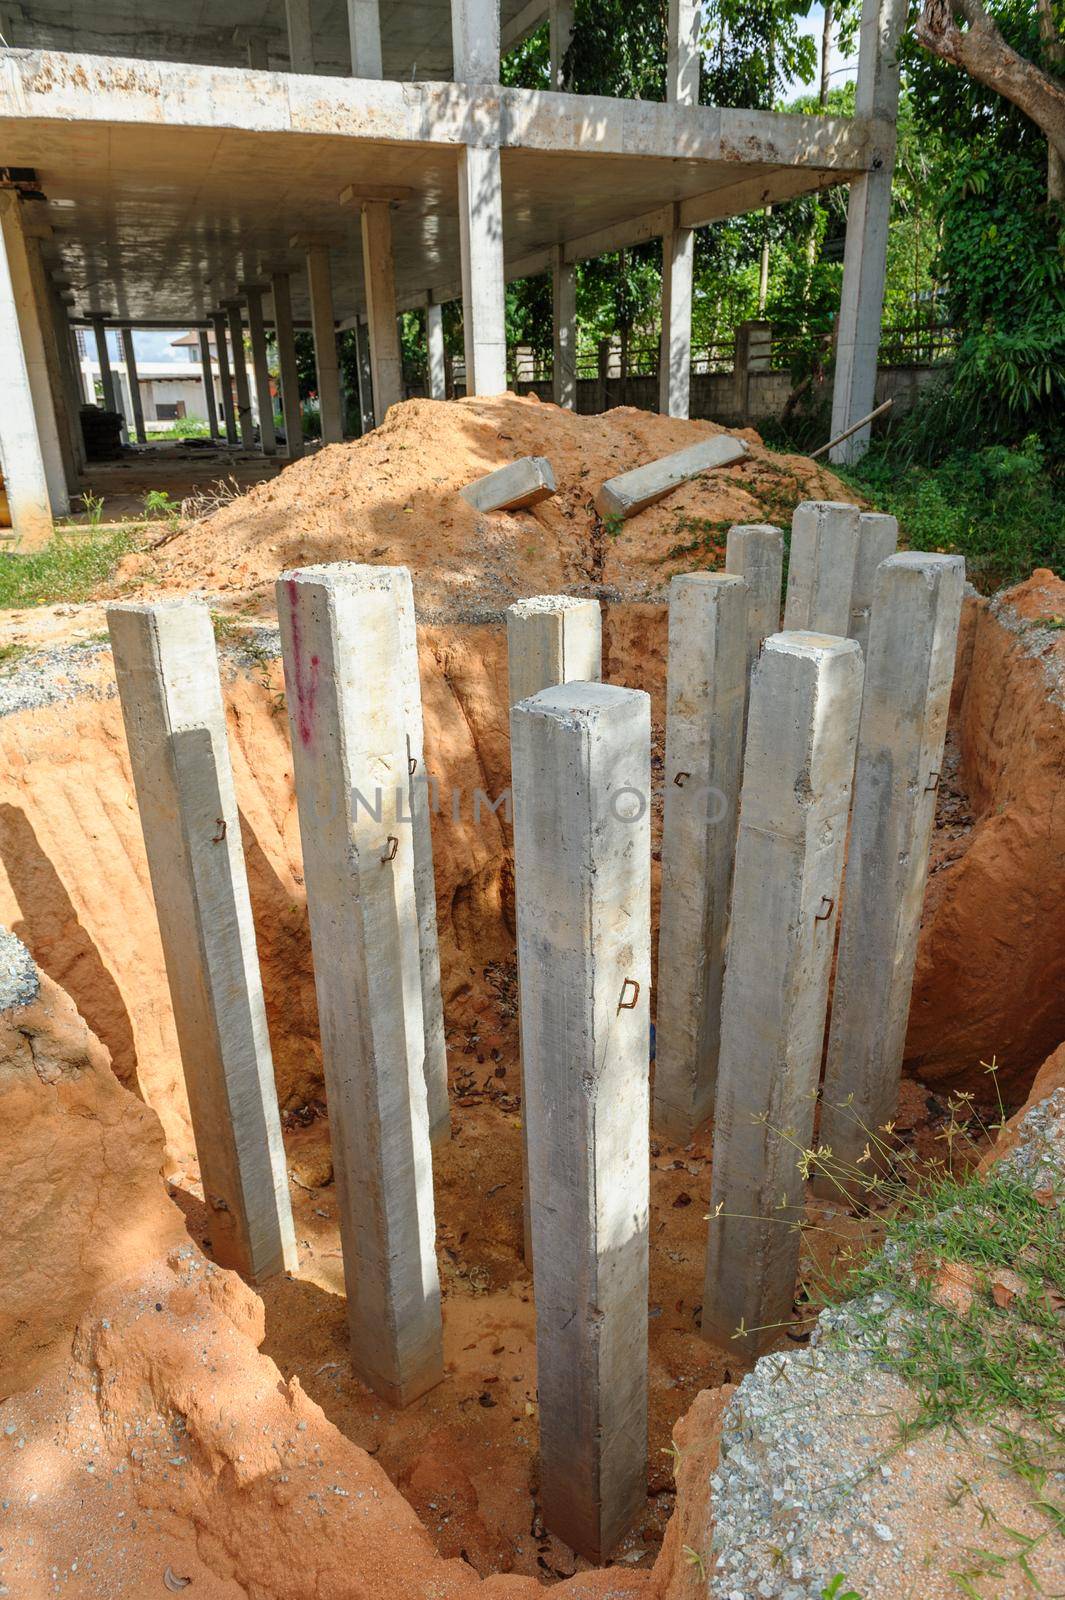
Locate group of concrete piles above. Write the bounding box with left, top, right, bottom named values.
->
left=104, top=494, right=965, bottom=1568
left=107, top=561, right=449, bottom=1407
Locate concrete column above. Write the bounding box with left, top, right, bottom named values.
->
left=91, top=315, right=117, bottom=412
left=817, top=554, right=965, bottom=1186
left=426, top=302, right=446, bottom=401
left=23, top=232, right=80, bottom=492
left=732, top=318, right=772, bottom=424
left=782, top=500, right=862, bottom=635
left=549, top=0, right=574, bottom=89
left=245, top=32, right=269, bottom=68
left=457, top=144, right=507, bottom=396
left=270, top=271, right=304, bottom=459
left=829, top=0, right=907, bottom=464
left=305, top=245, right=344, bottom=444
left=242, top=285, right=277, bottom=455
left=360, top=202, right=403, bottom=420
left=511, top=681, right=651, bottom=1563
left=506, top=594, right=602, bottom=1269
left=224, top=301, right=255, bottom=450
left=551, top=246, right=576, bottom=410
left=354, top=318, right=374, bottom=432
left=658, top=212, right=693, bottom=419
left=451, top=0, right=499, bottom=81
left=276, top=564, right=443, bottom=1406
left=106, top=599, right=299, bottom=1285
left=199, top=329, right=221, bottom=441
left=48, top=285, right=87, bottom=474
left=702, top=631, right=863, bottom=1353
left=121, top=328, right=147, bottom=444
left=850, top=510, right=898, bottom=655
left=348, top=0, right=382, bottom=75
left=667, top=0, right=702, bottom=104
left=0, top=199, right=53, bottom=547
left=653, top=575, right=748, bottom=1144
left=0, top=194, right=69, bottom=516
left=211, top=311, right=239, bottom=445
left=387, top=567, right=449, bottom=1145
left=285, top=0, right=314, bottom=71
left=725, top=523, right=783, bottom=679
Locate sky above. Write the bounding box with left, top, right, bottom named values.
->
left=112, top=10, right=858, bottom=366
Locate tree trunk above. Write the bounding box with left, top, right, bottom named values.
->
left=917, top=0, right=1065, bottom=201
left=820, top=0, right=833, bottom=108
left=1037, top=0, right=1065, bottom=200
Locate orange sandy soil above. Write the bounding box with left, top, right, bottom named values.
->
left=1, top=396, right=1063, bottom=1596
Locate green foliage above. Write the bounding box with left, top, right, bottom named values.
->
left=842, top=434, right=1065, bottom=592
left=0, top=527, right=139, bottom=609
left=79, top=491, right=105, bottom=528
left=821, top=1579, right=862, bottom=1600
left=143, top=488, right=180, bottom=521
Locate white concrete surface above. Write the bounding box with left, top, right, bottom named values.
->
left=225, top=299, right=255, bottom=449
left=783, top=501, right=862, bottom=635
left=659, top=213, right=694, bottom=419
left=243, top=284, right=278, bottom=454
left=850, top=510, right=898, bottom=655
left=304, top=243, right=344, bottom=444
left=270, top=270, right=304, bottom=459
left=427, top=301, right=446, bottom=401
left=667, top=0, right=702, bottom=105
left=725, top=522, right=783, bottom=678
left=552, top=245, right=576, bottom=410
left=596, top=434, right=748, bottom=520
left=461, top=456, right=556, bottom=513
left=457, top=143, right=508, bottom=396
left=511, top=680, right=651, bottom=1562
left=817, top=554, right=965, bottom=1185
left=276, top=563, right=443, bottom=1407
left=702, top=631, right=863, bottom=1353
left=360, top=201, right=403, bottom=420
left=106, top=599, right=298, bottom=1285
left=347, top=0, right=383, bottom=76
left=653, top=574, right=748, bottom=1143
left=452, top=0, right=500, bottom=81
left=0, top=193, right=53, bottom=547
left=0, top=193, right=69, bottom=518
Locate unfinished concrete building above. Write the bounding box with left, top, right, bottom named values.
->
left=0, top=0, right=904, bottom=546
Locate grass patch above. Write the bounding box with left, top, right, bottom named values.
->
left=0, top=642, right=29, bottom=673
left=838, top=434, right=1065, bottom=594
left=0, top=527, right=141, bottom=610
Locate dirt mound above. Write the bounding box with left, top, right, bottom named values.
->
left=907, top=570, right=1065, bottom=1097
left=136, top=395, right=852, bottom=612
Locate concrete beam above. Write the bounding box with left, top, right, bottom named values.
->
left=551, top=246, right=576, bottom=409
left=347, top=0, right=383, bottom=77
left=461, top=456, right=556, bottom=512
left=360, top=200, right=403, bottom=421
left=242, top=284, right=278, bottom=455
left=659, top=211, right=693, bottom=419
left=198, top=328, right=221, bottom=442
left=725, top=523, right=783, bottom=678
left=506, top=593, right=602, bottom=1269
left=224, top=300, right=255, bottom=450
left=270, top=270, right=304, bottom=459
left=653, top=574, right=748, bottom=1143
left=782, top=501, right=861, bottom=635
left=0, top=56, right=889, bottom=175
left=427, top=302, right=446, bottom=401
left=511, top=680, right=650, bottom=1562
left=121, top=326, right=147, bottom=444
left=304, top=244, right=344, bottom=444
left=817, top=554, right=965, bottom=1188
left=276, top=563, right=444, bottom=1406
left=849, top=509, right=898, bottom=655
left=595, top=434, right=748, bottom=521
left=106, top=599, right=298, bottom=1285
left=702, top=631, right=864, bottom=1352
left=457, top=143, right=507, bottom=397
left=0, top=193, right=52, bottom=547
left=502, top=0, right=548, bottom=51
left=211, top=310, right=239, bottom=446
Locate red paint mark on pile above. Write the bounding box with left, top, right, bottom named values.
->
left=285, top=579, right=321, bottom=748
